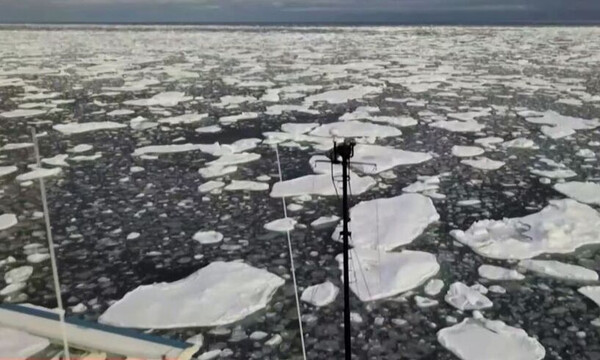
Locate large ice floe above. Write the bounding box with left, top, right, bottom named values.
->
left=444, top=282, right=493, bottom=310
left=336, top=249, right=439, bottom=302
left=553, top=182, right=600, bottom=205
left=350, top=145, right=431, bottom=174
left=309, top=121, right=402, bottom=138
left=478, top=265, right=525, bottom=281
left=523, top=110, right=599, bottom=139
left=99, top=261, right=284, bottom=328
left=0, top=327, right=50, bottom=358
left=518, top=260, right=598, bottom=282
left=332, top=194, right=439, bottom=251
left=437, top=313, right=546, bottom=360
left=270, top=172, right=375, bottom=198
left=451, top=199, right=600, bottom=259
left=123, top=91, right=192, bottom=107
left=0, top=108, right=47, bottom=119
left=53, top=121, right=126, bottom=135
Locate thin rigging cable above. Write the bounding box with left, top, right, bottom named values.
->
left=274, top=145, right=307, bottom=360
left=31, top=128, right=71, bottom=360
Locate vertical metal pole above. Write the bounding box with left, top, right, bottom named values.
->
left=31, top=128, right=71, bottom=360
left=341, top=156, right=351, bottom=360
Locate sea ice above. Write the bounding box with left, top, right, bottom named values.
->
left=264, top=218, right=297, bottom=233
left=193, top=231, right=224, bottom=245
left=444, top=282, right=493, bottom=310
left=336, top=249, right=439, bottom=302
left=16, top=167, right=62, bottom=182
left=5, top=266, right=33, bottom=284
left=99, top=261, right=284, bottom=328
left=270, top=173, right=375, bottom=198
left=478, top=265, right=525, bottom=281
left=451, top=146, right=485, bottom=157
left=53, top=122, right=126, bottom=135
left=0, top=214, right=18, bottom=231
left=553, top=182, right=600, bottom=205
left=0, top=166, right=17, bottom=178
left=309, top=121, right=402, bottom=138
left=311, top=215, right=340, bottom=229
left=461, top=157, right=505, bottom=170
left=198, top=165, right=237, bottom=179
left=332, top=194, right=439, bottom=251
left=0, top=108, right=47, bottom=118
left=351, top=145, right=432, bottom=174
left=579, top=286, right=600, bottom=307
left=219, top=112, right=259, bottom=125
left=451, top=199, right=600, bottom=259
left=518, top=260, right=598, bottom=281
left=198, top=180, right=225, bottom=193
left=437, top=315, right=545, bottom=360
left=224, top=180, right=269, bottom=191
left=424, top=279, right=445, bottom=296
left=158, top=113, right=209, bottom=125
left=1, top=143, right=33, bottom=150
left=430, top=120, right=485, bottom=133
left=301, top=281, right=339, bottom=307
left=123, top=92, right=192, bottom=107
left=304, top=86, right=381, bottom=104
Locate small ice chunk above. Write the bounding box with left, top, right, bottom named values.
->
left=193, top=231, right=224, bottom=244
left=224, top=180, right=269, bottom=191
left=264, top=218, right=297, bottom=233
left=99, top=261, right=284, bottom=328
left=553, top=182, right=600, bottom=205
left=424, top=279, right=445, bottom=296
left=126, top=232, right=140, bottom=240
left=474, top=136, right=504, bottom=148
left=1, top=143, right=33, bottom=151
left=0, top=214, right=18, bottom=231
left=159, top=113, right=209, bottom=125
left=27, top=253, right=50, bottom=263
left=69, top=144, right=93, bottom=153
left=430, top=120, right=485, bottom=133
left=195, top=125, right=221, bottom=133
left=265, top=334, right=282, bottom=347
left=287, top=203, right=303, bottom=212
left=198, top=350, right=221, bottom=360
left=478, top=265, right=525, bottom=281
left=457, top=199, right=481, bottom=206
left=444, top=282, right=493, bottom=310
left=337, top=249, right=439, bottom=302
left=198, top=180, right=225, bottom=193
left=301, top=281, right=339, bottom=307
left=488, top=285, right=506, bottom=294
left=72, top=303, right=88, bottom=314
left=130, top=166, right=144, bottom=173
left=503, top=138, right=537, bottom=149
left=309, top=121, right=401, bottom=138
left=518, top=260, right=598, bottom=281
left=311, top=215, right=340, bottom=229
left=461, top=157, right=505, bottom=170
left=579, top=286, right=600, bottom=307
left=42, top=154, right=69, bottom=167
left=199, top=165, right=237, bottom=179
left=451, top=146, right=485, bottom=157
left=107, top=109, right=134, bottom=116
left=0, top=282, right=26, bottom=296
left=530, top=168, right=577, bottom=179
left=437, top=316, right=545, bottom=360
left=219, top=112, right=258, bottom=125
left=415, top=295, right=439, bottom=308
left=249, top=331, right=269, bottom=341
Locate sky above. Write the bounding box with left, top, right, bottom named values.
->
left=0, top=0, right=599, bottom=24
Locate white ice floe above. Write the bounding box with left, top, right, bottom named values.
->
left=193, top=231, right=224, bottom=245
left=351, top=145, right=431, bottom=174
left=1, top=143, right=33, bottom=151
left=70, top=153, right=102, bottom=162
left=415, top=295, right=438, bottom=308
left=457, top=199, right=481, bottom=206
left=16, top=167, right=62, bottom=182
left=0, top=327, right=50, bottom=358
left=530, top=168, right=577, bottom=179
left=367, top=116, right=418, bottom=127
left=158, top=113, right=209, bottom=125
left=429, top=120, right=485, bottom=133
left=553, top=182, right=600, bottom=205
left=195, top=125, right=222, bottom=133
left=0, top=166, right=17, bottom=178
left=437, top=315, right=546, bottom=360
left=301, top=281, right=339, bottom=307
left=133, top=143, right=207, bottom=156
left=0, top=214, right=18, bottom=231
left=424, top=279, right=445, bottom=296
left=107, top=109, right=134, bottom=116
left=579, top=286, right=600, bottom=307
left=576, top=149, right=596, bottom=158
left=265, top=104, right=319, bottom=116
left=451, top=199, right=600, bottom=259
left=445, top=282, right=493, bottom=310
left=42, top=154, right=69, bottom=167
left=309, top=121, right=402, bottom=138
left=198, top=180, right=225, bottom=193
left=524, top=111, right=599, bottom=138
left=219, top=112, right=259, bottom=125
left=5, top=266, right=33, bottom=284
left=281, top=122, right=319, bottom=135
left=503, top=138, right=537, bottom=149
left=518, top=260, right=598, bottom=282
left=451, top=146, right=485, bottom=157
left=99, top=261, right=284, bottom=328
left=0, top=282, right=26, bottom=296
left=311, top=215, right=340, bottom=229
left=478, top=265, right=525, bottom=281
left=224, top=180, right=269, bottom=191
left=337, top=249, right=439, bottom=302
left=123, top=92, right=192, bottom=107
left=53, top=122, right=126, bottom=135
left=270, top=173, right=375, bottom=198
left=403, top=177, right=440, bottom=193
left=461, top=157, right=505, bottom=170
left=474, top=136, right=504, bottom=148
left=0, top=108, right=47, bottom=118
left=541, top=126, right=575, bottom=139
left=207, top=152, right=261, bottom=167
left=264, top=218, right=297, bottom=233
left=332, top=194, right=438, bottom=251
left=199, top=165, right=237, bottom=179
left=304, top=86, right=381, bottom=104
left=27, top=253, right=50, bottom=263
left=130, top=116, right=158, bottom=131
left=215, top=95, right=257, bottom=107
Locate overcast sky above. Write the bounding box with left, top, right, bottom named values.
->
left=0, top=0, right=598, bottom=24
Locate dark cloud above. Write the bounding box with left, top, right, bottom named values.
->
left=0, top=0, right=598, bottom=24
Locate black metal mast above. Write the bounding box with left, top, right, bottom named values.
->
left=327, top=139, right=356, bottom=360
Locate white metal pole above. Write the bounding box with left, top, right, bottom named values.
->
left=31, top=128, right=71, bottom=360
